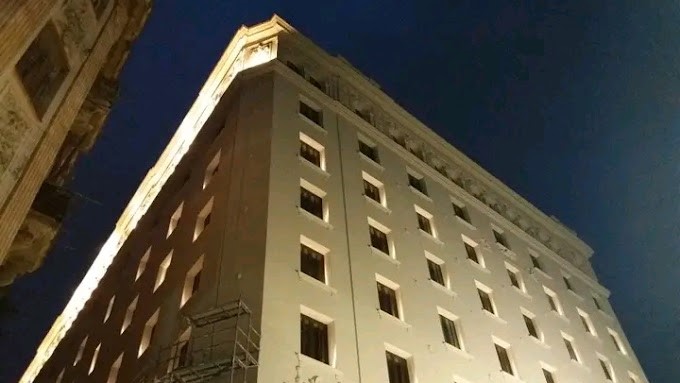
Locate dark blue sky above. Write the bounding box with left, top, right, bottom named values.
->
left=2, top=1, right=678, bottom=382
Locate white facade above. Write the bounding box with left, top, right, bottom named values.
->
left=23, top=16, right=648, bottom=383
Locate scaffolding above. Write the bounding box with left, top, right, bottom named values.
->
left=134, top=299, right=260, bottom=383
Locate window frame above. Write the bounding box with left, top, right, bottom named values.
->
left=300, top=309, right=333, bottom=365
left=154, top=250, right=173, bottom=291
left=493, top=338, right=517, bottom=376
left=425, top=251, right=447, bottom=287
left=300, top=236, right=329, bottom=284
left=521, top=309, right=541, bottom=341
left=358, top=136, right=380, bottom=163
left=300, top=179, right=327, bottom=221
left=167, top=202, right=183, bottom=238
left=368, top=217, right=392, bottom=257
left=577, top=308, right=597, bottom=336
left=385, top=345, right=413, bottom=383
left=203, top=150, right=221, bottom=189
left=299, top=132, right=326, bottom=170
left=407, top=171, right=428, bottom=196
left=505, top=262, right=525, bottom=292
left=376, top=275, right=402, bottom=320
left=438, top=308, right=464, bottom=350
left=362, top=171, right=386, bottom=207
left=476, top=282, right=497, bottom=315
left=181, top=255, right=205, bottom=306
left=414, top=205, right=436, bottom=237
left=299, top=98, right=323, bottom=127
left=138, top=309, right=160, bottom=356
left=561, top=332, right=581, bottom=363
left=544, top=286, right=564, bottom=316
left=463, top=236, right=484, bottom=267
left=194, top=198, right=214, bottom=240
left=451, top=197, right=471, bottom=224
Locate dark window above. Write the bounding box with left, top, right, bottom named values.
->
left=416, top=212, right=433, bottom=234
left=579, top=314, right=592, bottom=334
left=407, top=173, right=427, bottom=195
left=564, top=338, right=578, bottom=361
left=599, top=359, right=613, bottom=381
left=177, top=341, right=189, bottom=367
left=300, top=314, right=329, bottom=364
left=300, top=187, right=323, bottom=219
left=364, top=179, right=381, bottom=203
left=377, top=282, right=399, bottom=318
left=507, top=269, right=520, bottom=289
left=301, top=244, right=325, bottom=283
left=300, top=140, right=321, bottom=167
left=286, top=61, right=304, bottom=76
left=452, top=202, right=470, bottom=223
left=427, top=259, right=445, bottom=286
left=369, top=225, right=389, bottom=254
left=543, top=369, right=556, bottom=383
left=523, top=315, right=539, bottom=338
left=191, top=270, right=202, bottom=294
left=593, top=296, right=602, bottom=310
left=309, top=76, right=325, bottom=92
left=493, top=229, right=509, bottom=248
left=16, top=21, right=69, bottom=118
left=610, top=333, right=622, bottom=352
left=386, top=351, right=410, bottom=383
left=299, top=101, right=323, bottom=126
left=359, top=140, right=379, bottom=162
left=530, top=254, right=542, bottom=270
left=563, top=276, right=574, bottom=291
left=495, top=344, right=513, bottom=375
left=439, top=315, right=461, bottom=349
left=546, top=294, right=558, bottom=312
left=203, top=212, right=212, bottom=227
left=478, top=289, right=494, bottom=314
left=465, top=243, right=479, bottom=264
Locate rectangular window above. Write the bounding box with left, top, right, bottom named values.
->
left=530, top=253, right=543, bottom=271
left=300, top=132, right=325, bottom=169
left=104, top=296, right=115, bottom=322
left=523, top=314, right=539, bottom=339
left=544, top=287, right=563, bottom=315
left=377, top=281, right=400, bottom=318
left=386, top=351, right=410, bottom=383
left=543, top=369, right=556, bottom=383
left=477, top=287, right=495, bottom=314
left=563, top=335, right=579, bottom=362
left=299, top=100, right=323, bottom=126
left=494, top=343, right=514, bottom=375
left=506, top=264, right=523, bottom=291
left=599, top=358, right=614, bottom=381
left=154, top=251, right=173, bottom=291
left=608, top=328, right=626, bottom=354
left=563, top=275, right=574, bottom=291
left=427, top=258, right=445, bottom=286
left=136, top=247, right=151, bottom=281
left=300, top=185, right=324, bottom=219
left=74, top=336, right=88, bottom=365
left=203, top=151, right=221, bottom=188
left=301, top=243, right=325, bottom=283
left=369, top=222, right=390, bottom=255
left=300, top=314, right=329, bottom=364
left=452, top=200, right=471, bottom=223
left=309, top=75, right=325, bottom=92
left=439, top=315, right=462, bottom=349
left=578, top=309, right=596, bottom=335
left=465, top=241, right=481, bottom=265
left=194, top=198, right=214, bottom=240
left=493, top=228, right=509, bottom=248
left=89, top=343, right=101, bottom=374
left=415, top=207, right=435, bottom=236
left=593, top=295, right=603, bottom=310
left=287, top=61, right=304, bottom=76
left=139, top=310, right=160, bottom=356
left=362, top=171, right=384, bottom=205
left=167, top=203, right=183, bottom=237
left=121, top=296, right=138, bottom=334
left=107, top=353, right=123, bottom=383
left=407, top=172, right=428, bottom=195
left=358, top=139, right=379, bottom=163
left=181, top=256, right=204, bottom=306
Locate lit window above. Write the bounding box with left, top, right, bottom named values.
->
left=104, top=296, right=115, bottom=322
left=494, top=342, right=515, bottom=375
left=599, top=357, right=615, bottom=381
left=299, top=100, right=323, bottom=126
left=608, top=328, right=627, bottom=355
left=107, top=353, right=123, bottom=383
left=167, top=202, right=183, bottom=237
left=544, top=287, right=563, bottom=315
left=492, top=227, right=509, bottom=248
left=377, top=277, right=401, bottom=319
left=121, top=296, right=138, bottom=334
left=407, top=172, right=428, bottom=195
left=300, top=180, right=326, bottom=220
left=439, top=311, right=463, bottom=349
left=477, top=284, right=496, bottom=315
left=425, top=253, right=445, bottom=286
left=359, top=138, right=380, bottom=163
left=464, top=238, right=482, bottom=266
left=386, top=350, right=410, bottom=383
left=362, top=171, right=385, bottom=206
left=368, top=219, right=391, bottom=255
left=522, top=312, right=540, bottom=339
left=577, top=308, right=596, bottom=336
left=300, top=242, right=326, bottom=283
left=74, top=336, right=88, bottom=365
left=89, top=343, right=101, bottom=374
left=300, top=313, right=330, bottom=364
left=300, top=132, right=325, bottom=170
left=543, top=368, right=556, bottom=383
left=506, top=263, right=524, bottom=291
left=181, top=256, right=204, bottom=306
left=135, top=247, right=151, bottom=281
left=562, top=334, right=580, bottom=362
left=154, top=251, right=173, bottom=291
left=139, top=309, right=160, bottom=356
left=194, top=198, right=214, bottom=240
left=203, top=151, right=220, bottom=188
left=415, top=206, right=435, bottom=237
left=452, top=199, right=471, bottom=223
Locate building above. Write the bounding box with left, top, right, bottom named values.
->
left=0, top=0, right=152, bottom=289
left=21, top=15, right=648, bottom=383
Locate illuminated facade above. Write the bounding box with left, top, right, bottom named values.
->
left=0, top=0, right=151, bottom=289
left=22, top=16, right=648, bottom=383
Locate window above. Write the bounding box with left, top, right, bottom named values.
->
left=593, top=295, right=604, bottom=311
left=522, top=312, right=540, bottom=339
left=181, top=256, right=204, bottom=306
left=608, top=328, right=627, bottom=354
left=299, top=100, right=323, bottom=126
left=362, top=171, right=385, bottom=206
left=464, top=238, right=482, bottom=266
left=167, top=203, right=183, bottom=237
left=563, top=275, right=574, bottom=291
left=56, top=369, right=65, bottom=383
left=203, top=151, right=220, bottom=188
left=287, top=61, right=304, bottom=76
left=562, top=334, right=580, bottom=362
left=415, top=206, right=435, bottom=236
left=107, top=353, right=123, bottom=383
left=154, top=251, right=173, bottom=291
left=168, top=328, right=191, bottom=371
left=194, top=198, right=214, bottom=240
left=300, top=314, right=329, bottom=364
left=377, top=278, right=400, bottom=318
left=121, top=296, right=138, bottom=334
left=358, top=138, right=379, bottom=163
left=300, top=132, right=325, bottom=169
left=386, top=351, right=410, bottom=383
left=577, top=308, right=596, bottom=335
left=300, top=242, right=326, bottom=283
left=492, top=228, right=509, bottom=248
left=309, top=75, right=325, bottom=92
left=494, top=342, right=514, bottom=375
left=530, top=253, right=543, bottom=271
left=368, top=219, right=390, bottom=255
left=139, top=310, right=160, bottom=356
left=452, top=200, right=471, bottom=223
left=426, top=254, right=445, bottom=286
left=74, top=336, right=88, bottom=365
left=505, top=263, right=524, bottom=291
left=599, top=357, right=615, bottom=381
left=439, top=312, right=462, bottom=349
left=544, top=287, right=563, bottom=315
left=136, top=247, right=151, bottom=281
left=543, top=368, right=556, bottom=383
left=407, top=172, right=428, bottom=195
left=300, top=181, right=325, bottom=220
left=16, top=21, right=69, bottom=118
left=477, top=284, right=496, bottom=315
left=89, top=343, right=101, bottom=374
left=104, top=296, right=115, bottom=322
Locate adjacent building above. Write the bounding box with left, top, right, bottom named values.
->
left=21, top=15, right=648, bottom=383
left=0, top=0, right=152, bottom=289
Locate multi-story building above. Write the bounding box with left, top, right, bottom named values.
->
left=21, top=15, right=648, bottom=383
left=0, top=0, right=152, bottom=289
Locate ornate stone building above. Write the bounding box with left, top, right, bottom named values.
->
left=0, top=0, right=152, bottom=289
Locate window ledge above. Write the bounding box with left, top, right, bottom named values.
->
left=299, top=113, right=327, bottom=134
left=529, top=336, right=550, bottom=349
left=429, top=279, right=456, bottom=297
left=408, top=186, right=432, bottom=202
left=297, top=270, right=337, bottom=295
left=297, top=207, right=333, bottom=230
left=298, top=352, right=342, bottom=375
left=377, top=309, right=411, bottom=329
left=419, top=229, right=444, bottom=245
left=597, top=309, right=614, bottom=320
left=550, top=311, right=570, bottom=323
left=483, top=310, right=507, bottom=325
left=454, top=216, right=477, bottom=230
left=298, top=155, right=330, bottom=178
left=467, top=259, right=490, bottom=273
left=370, top=246, right=400, bottom=266
left=364, top=195, right=391, bottom=214
left=513, top=287, right=532, bottom=300
left=571, top=360, right=590, bottom=372
left=568, top=290, right=584, bottom=300
left=500, top=371, right=526, bottom=383
left=359, top=152, right=384, bottom=170
left=531, top=267, right=553, bottom=280
left=444, top=343, right=473, bottom=359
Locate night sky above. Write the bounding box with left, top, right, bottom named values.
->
left=1, top=1, right=678, bottom=382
